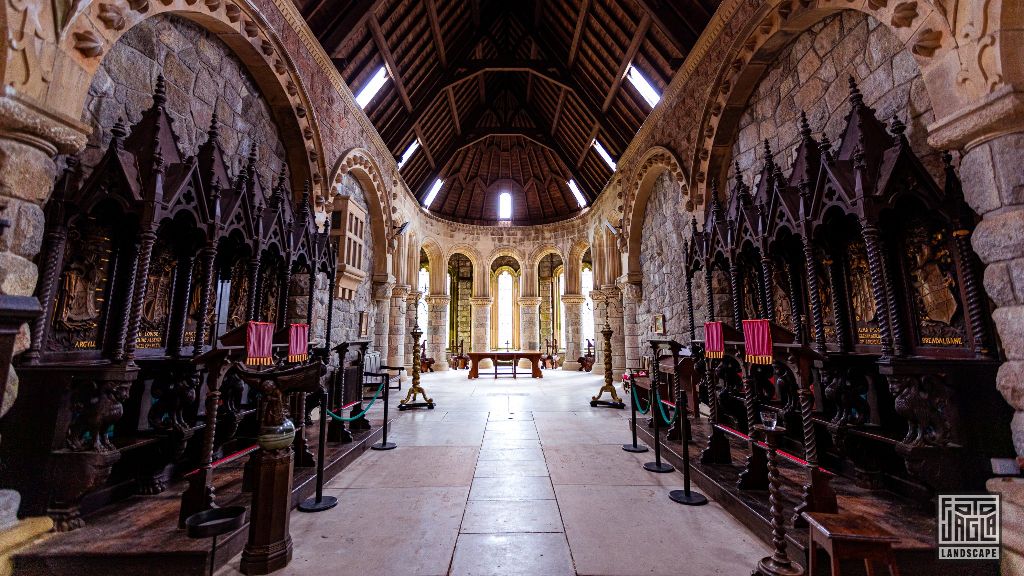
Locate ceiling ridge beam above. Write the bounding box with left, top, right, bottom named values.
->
left=602, top=13, right=651, bottom=113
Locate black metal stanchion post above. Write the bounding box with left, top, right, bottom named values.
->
left=669, top=375, right=707, bottom=505
left=299, top=388, right=338, bottom=512
left=643, top=385, right=674, bottom=473
left=372, top=377, right=397, bottom=450
left=622, top=373, right=649, bottom=453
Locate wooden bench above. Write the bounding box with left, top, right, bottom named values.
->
left=802, top=512, right=900, bottom=576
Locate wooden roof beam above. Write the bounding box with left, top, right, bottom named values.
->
left=369, top=16, right=413, bottom=112
left=446, top=87, right=461, bottom=134
left=413, top=124, right=436, bottom=170
left=316, top=0, right=385, bottom=55
left=567, top=0, right=591, bottom=68
left=550, top=88, right=566, bottom=135
left=601, top=13, right=651, bottom=113
left=634, top=0, right=702, bottom=54
left=426, top=0, right=447, bottom=68
left=577, top=124, right=600, bottom=169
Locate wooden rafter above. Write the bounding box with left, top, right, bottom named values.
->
left=368, top=16, right=413, bottom=112
left=413, top=124, right=437, bottom=169
left=550, top=88, right=566, bottom=135
left=602, top=13, right=651, bottom=113
left=577, top=124, right=599, bottom=169
left=426, top=0, right=448, bottom=68
left=315, top=0, right=385, bottom=54
left=567, top=0, right=590, bottom=68
left=446, top=87, right=461, bottom=134
left=634, top=0, right=703, bottom=54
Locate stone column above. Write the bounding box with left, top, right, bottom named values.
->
left=469, top=297, right=492, bottom=352
left=590, top=290, right=607, bottom=367
left=955, top=133, right=1024, bottom=462
left=519, top=297, right=542, bottom=351
left=405, top=290, right=421, bottom=372
left=424, top=294, right=450, bottom=371
left=388, top=285, right=410, bottom=375
left=604, top=287, right=626, bottom=380
left=0, top=99, right=86, bottom=420
left=561, top=294, right=586, bottom=370
left=372, top=281, right=394, bottom=360
left=620, top=282, right=642, bottom=371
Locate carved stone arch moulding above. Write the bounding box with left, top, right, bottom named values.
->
left=34, top=0, right=327, bottom=197
left=687, top=0, right=958, bottom=210
left=623, top=145, right=689, bottom=276
left=486, top=247, right=526, bottom=270
left=331, top=148, right=394, bottom=276
left=528, top=245, right=565, bottom=271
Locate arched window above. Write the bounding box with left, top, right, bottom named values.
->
left=417, top=266, right=429, bottom=329
left=581, top=264, right=595, bottom=344
left=497, top=271, right=515, bottom=349
left=499, top=192, right=512, bottom=219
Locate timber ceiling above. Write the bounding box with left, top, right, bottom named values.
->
left=295, top=0, right=719, bottom=224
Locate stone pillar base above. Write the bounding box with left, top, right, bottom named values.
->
left=988, top=477, right=1024, bottom=575
left=562, top=361, right=581, bottom=371
left=432, top=360, right=450, bottom=372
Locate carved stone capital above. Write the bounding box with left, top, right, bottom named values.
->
left=391, top=284, right=411, bottom=300
left=619, top=282, right=642, bottom=303
left=561, top=294, right=587, bottom=306
left=518, top=297, right=542, bottom=308
left=372, top=281, right=396, bottom=301
left=469, top=296, right=493, bottom=308
left=424, top=294, right=450, bottom=307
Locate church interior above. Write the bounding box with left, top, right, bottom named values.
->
left=0, top=0, right=1022, bottom=574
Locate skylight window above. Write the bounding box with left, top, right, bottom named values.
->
left=627, top=64, right=661, bottom=108
left=568, top=179, right=587, bottom=208
left=423, top=178, right=444, bottom=207
left=355, top=66, right=389, bottom=109
left=499, top=192, right=512, bottom=219
left=592, top=140, right=617, bottom=171
left=398, top=139, right=420, bottom=169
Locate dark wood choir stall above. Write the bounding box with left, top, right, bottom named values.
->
left=0, top=76, right=390, bottom=576
left=632, top=80, right=1011, bottom=575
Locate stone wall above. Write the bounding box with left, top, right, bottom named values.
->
left=538, top=255, right=561, bottom=346
left=330, top=173, right=374, bottom=344
left=82, top=15, right=285, bottom=180
left=733, top=11, right=939, bottom=192
left=638, top=170, right=704, bottom=345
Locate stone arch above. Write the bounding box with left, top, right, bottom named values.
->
left=331, top=148, right=394, bottom=277
left=624, top=146, right=689, bottom=277
left=690, top=0, right=958, bottom=206
left=485, top=246, right=526, bottom=271
left=445, top=244, right=483, bottom=296
left=420, top=237, right=445, bottom=293
left=23, top=0, right=328, bottom=198
left=528, top=245, right=564, bottom=272
left=566, top=239, right=590, bottom=295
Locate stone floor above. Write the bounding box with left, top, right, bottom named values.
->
left=217, top=368, right=768, bottom=575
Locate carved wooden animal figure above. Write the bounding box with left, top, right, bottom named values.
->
left=67, top=380, right=129, bottom=452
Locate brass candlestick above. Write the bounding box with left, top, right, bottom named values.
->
left=591, top=319, right=624, bottom=408
left=400, top=320, right=434, bottom=410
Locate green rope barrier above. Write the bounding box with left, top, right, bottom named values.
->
left=630, top=383, right=651, bottom=415
left=325, top=381, right=386, bottom=422
left=654, top=389, right=676, bottom=426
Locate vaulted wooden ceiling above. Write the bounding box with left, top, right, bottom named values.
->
left=295, top=0, right=719, bottom=224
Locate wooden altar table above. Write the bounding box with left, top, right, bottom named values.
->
left=467, top=351, right=544, bottom=379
